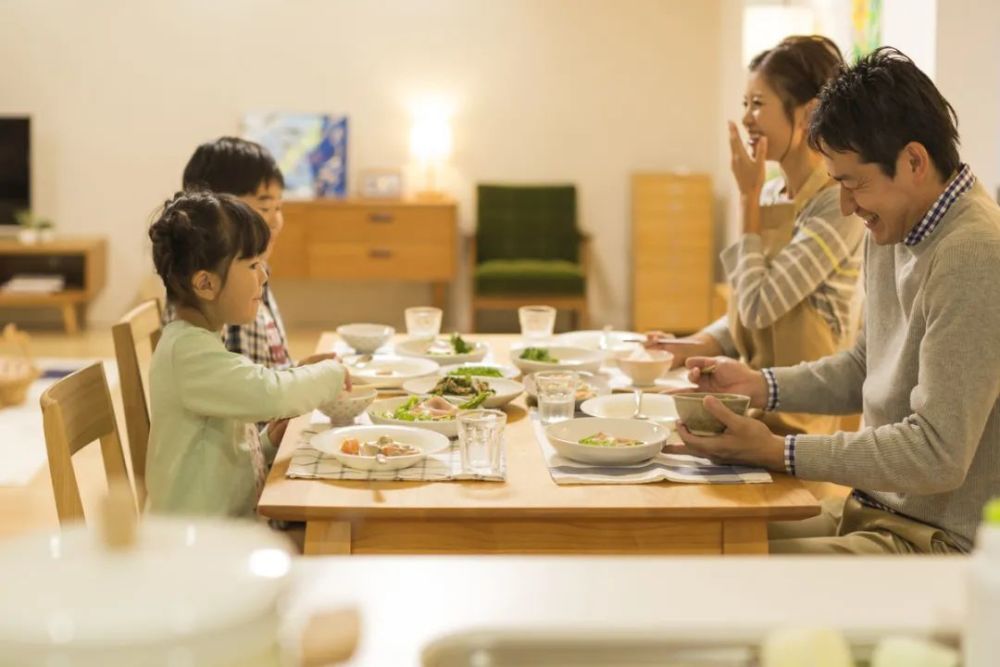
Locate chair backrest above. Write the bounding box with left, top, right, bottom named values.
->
left=111, top=299, right=162, bottom=505
left=476, top=184, right=580, bottom=263
left=40, top=362, right=134, bottom=525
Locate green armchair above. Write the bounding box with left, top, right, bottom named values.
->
left=470, top=184, right=589, bottom=330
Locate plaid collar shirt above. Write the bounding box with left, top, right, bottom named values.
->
left=903, top=163, right=975, bottom=246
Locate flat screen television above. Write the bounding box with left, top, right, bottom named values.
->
left=0, top=117, right=30, bottom=227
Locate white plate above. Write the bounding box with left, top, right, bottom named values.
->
left=395, top=337, right=489, bottom=366
left=367, top=395, right=462, bottom=438
left=346, top=355, right=439, bottom=389
left=510, top=345, right=604, bottom=374
left=311, top=425, right=450, bottom=471
left=401, top=376, right=525, bottom=409
left=437, top=362, right=521, bottom=380
left=545, top=417, right=668, bottom=466
left=579, top=393, right=678, bottom=429
left=553, top=330, right=644, bottom=350
left=523, top=371, right=611, bottom=408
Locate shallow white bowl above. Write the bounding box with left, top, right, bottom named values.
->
left=510, top=345, right=604, bottom=375
left=347, top=355, right=439, bottom=389
left=316, top=385, right=378, bottom=426
left=401, top=376, right=524, bottom=409
left=311, top=425, right=450, bottom=471
left=395, top=337, right=489, bottom=366
left=544, top=417, right=668, bottom=466
left=367, top=395, right=462, bottom=438
left=553, top=330, right=644, bottom=351
left=436, top=362, right=521, bottom=380
left=579, top=393, right=678, bottom=429
left=523, top=370, right=611, bottom=408
left=616, top=350, right=675, bottom=387
left=336, top=323, right=395, bottom=353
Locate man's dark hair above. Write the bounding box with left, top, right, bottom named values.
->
left=182, top=136, right=284, bottom=196
left=808, top=47, right=960, bottom=179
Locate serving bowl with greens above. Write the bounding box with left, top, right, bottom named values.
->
left=510, top=345, right=603, bottom=375
left=544, top=417, right=668, bottom=465
left=437, top=362, right=521, bottom=380
left=395, top=333, right=489, bottom=366
left=402, top=374, right=525, bottom=409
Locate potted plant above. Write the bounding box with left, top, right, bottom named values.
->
left=13, top=210, right=55, bottom=244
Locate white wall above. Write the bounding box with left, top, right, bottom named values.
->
left=0, top=0, right=726, bottom=331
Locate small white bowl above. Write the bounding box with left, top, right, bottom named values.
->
left=402, top=376, right=525, bottom=409
left=348, top=355, right=439, bottom=389
left=616, top=350, right=675, bottom=387
left=311, top=425, right=450, bottom=471
left=580, top=393, right=678, bottom=429
left=367, top=395, right=463, bottom=438
left=544, top=417, right=668, bottom=466
left=316, top=385, right=378, bottom=426
left=510, top=345, right=604, bottom=375
left=336, top=323, right=395, bottom=353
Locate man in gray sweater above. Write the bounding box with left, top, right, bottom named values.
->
left=673, top=47, right=1000, bottom=554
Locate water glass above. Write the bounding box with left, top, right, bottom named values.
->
left=534, top=370, right=578, bottom=424
left=404, top=306, right=443, bottom=340
left=457, top=409, right=507, bottom=475
left=518, top=305, right=556, bottom=342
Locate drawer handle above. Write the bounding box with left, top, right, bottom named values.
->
left=368, top=248, right=393, bottom=259
left=368, top=212, right=394, bottom=223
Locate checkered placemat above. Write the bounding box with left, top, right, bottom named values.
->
left=530, top=413, right=772, bottom=485
left=286, top=415, right=506, bottom=482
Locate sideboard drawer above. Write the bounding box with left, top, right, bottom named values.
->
left=288, top=204, right=454, bottom=245
left=307, top=242, right=455, bottom=281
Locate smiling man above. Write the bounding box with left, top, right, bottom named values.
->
left=674, top=47, right=1000, bottom=554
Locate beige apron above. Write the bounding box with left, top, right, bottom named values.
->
left=728, top=165, right=840, bottom=436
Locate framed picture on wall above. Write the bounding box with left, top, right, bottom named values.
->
left=242, top=112, right=348, bottom=199
left=359, top=168, right=403, bottom=199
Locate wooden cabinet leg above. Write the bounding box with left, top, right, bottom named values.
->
left=61, top=304, right=79, bottom=335
left=431, top=282, right=447, bottom=311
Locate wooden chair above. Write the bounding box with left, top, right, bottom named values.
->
left=40, top=362, right=134, bottom=525
left=111, top=299, right=162, bottom=505
left=470, top=184, right=590, bottom=331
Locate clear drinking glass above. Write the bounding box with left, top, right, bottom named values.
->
left=404, top=306, right=443, bottom=340
left=518, top=305, right=557, bottom=342
left=534, top=370, right=578, bottom=424
left=457, top=409, right=507, bottom=475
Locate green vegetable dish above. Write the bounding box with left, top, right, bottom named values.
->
left=450, top=332, right=473, bottom=354
left=430, top=375, right=496, bottom=399
left=578, top=432, right=644, bottom=448
left=519, top=347, right=558, bottom=363
left=447, top=366, right=504, bottom=378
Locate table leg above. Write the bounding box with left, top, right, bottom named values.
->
left=722, top=519, right=769, bottom=555
left=304, top=520, right=352, bottom=555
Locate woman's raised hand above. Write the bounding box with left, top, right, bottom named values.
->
left=728, top=121, right=767, bottom=196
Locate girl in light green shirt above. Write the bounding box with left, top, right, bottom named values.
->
left=146, top=191, right=347, bottom=518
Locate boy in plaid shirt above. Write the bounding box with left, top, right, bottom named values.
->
left=178, top=137, right=292, bottom=369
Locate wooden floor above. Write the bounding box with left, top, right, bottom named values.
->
left=0, top=326, right=326, bottom=543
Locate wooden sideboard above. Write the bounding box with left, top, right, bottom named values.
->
left=631, top=173, right=715, bottom=334
left=268, top=199, right=458, bottom=309
left=0, top=236, right=107, bottom=333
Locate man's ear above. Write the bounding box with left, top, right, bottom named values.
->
left=191, top=270, right=219, bottom=302
left=902, top=141, right=932, bottom=182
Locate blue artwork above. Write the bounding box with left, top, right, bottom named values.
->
left=242, top=112, right=348, bottom=198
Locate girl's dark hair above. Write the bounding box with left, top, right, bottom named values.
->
left=808, top=47, right=960, bottom=179
left=750, top=35, right=845, bottom=122
left=149, top=191, right=270, bottom=308
left=182, top=136, right=284, bottom=196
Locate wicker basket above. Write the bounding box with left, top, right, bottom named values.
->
left=0, top=325, right=40, bottom=408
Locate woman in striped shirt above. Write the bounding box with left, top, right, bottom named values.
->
left=651, top=36, right=865, bottom=436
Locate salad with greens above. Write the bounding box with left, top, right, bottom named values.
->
left=519, top=347, right=558, bottom=363
left=447, top=366, right=504, bottom=378
left=385, top=393, right=490, bottom=422
left=578, top=432, right=644, bottom=448
left=430, top=375, right=496, bottom=398
left=427, top=333, right=475, bottom=356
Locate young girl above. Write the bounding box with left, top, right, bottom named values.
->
left=146, top=191, right=348, bottom=517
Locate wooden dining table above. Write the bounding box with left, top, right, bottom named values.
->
left=257, top=333, right=820, bottom=556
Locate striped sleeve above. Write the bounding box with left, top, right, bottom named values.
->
left=721, top=199, right=863, bottom=330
